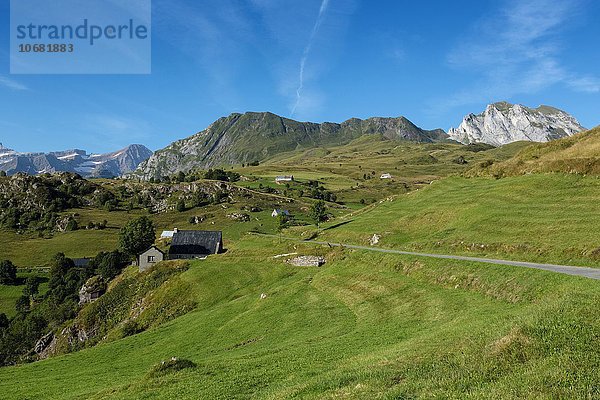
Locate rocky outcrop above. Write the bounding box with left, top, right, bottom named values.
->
left=448, top=102, right=585, bottom=146
left=33, top=332, right=56, bottom=358
left=79, top=276, right=107, bottom=305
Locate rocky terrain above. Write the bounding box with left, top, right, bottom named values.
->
left=133, top=112, right=448, bottom=179
left=0, top=144, right=152, bottom=178
left=448, top=102, right=585, bottom=146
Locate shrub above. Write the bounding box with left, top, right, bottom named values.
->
left=148, top=357, right=197, bottom=377
left=0, top=260, right=17, bottom=285
left=121, top=320, right=143, bottom=337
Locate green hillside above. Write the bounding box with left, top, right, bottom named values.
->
left=312, top=174, right=600, bottom=266
left=467, top=126, right=600, bottom=177
left=1, top=236, right=599, bottom=399
left=133, top=112, right=450, bottom=179
left=1, top=133, right=599, bottom=398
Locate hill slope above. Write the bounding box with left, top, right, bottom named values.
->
left=133, top=112, right=448, bottom=179
left=467, top=126, right=600, bottom=177
left=448, top=102, right=585, bottom=146
left=0, top=236, right=598, bottom=399
left=313, top=174, right=600, bottom=266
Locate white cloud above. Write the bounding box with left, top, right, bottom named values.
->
left=442, top=0, right=597, bottom=108
left=82, top=114, right=152, bottom=150
left=0, top=76, right=28, bottom=91
left=567, top=76, right=600, bottom=93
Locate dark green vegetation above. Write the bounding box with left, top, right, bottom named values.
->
left=0, top=237, right=598, bottom=398
left=118, top=216, right=156, bottom=257
left=0, top=260, right=17, bottom=285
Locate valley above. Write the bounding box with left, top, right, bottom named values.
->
left=0, top=109, right=598, bottom=399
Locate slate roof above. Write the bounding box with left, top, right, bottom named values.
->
left=142, top=245, right=165, bottom=255
left=72, top=258, right=92, bottom=268
left=169, top=230, right=222, bottom=255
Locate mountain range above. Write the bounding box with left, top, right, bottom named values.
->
left=0, top=144, right=152, bottom=178
left=133, top=112, right=448, bottom=179
left=448, top=102, right=585, bottom=146
left=1, top=102, right=588, bottom=179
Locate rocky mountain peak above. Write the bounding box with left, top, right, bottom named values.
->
left=448, top=102, right=585, bottom=146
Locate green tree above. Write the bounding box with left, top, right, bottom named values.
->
left=119, top=216, right=156, bottom=257
left=0, top=260, right=17, bottom=285
left=48, top=253, right=77, bottom=303
left=15, top=295, right=30, bottom=314
left=66, top=218, right=78, bottom=231
left=0, top=170, right=6, bottom=177
left=93, top=250, right=127, bottom=280
left=176, top=199, right=186, bottom=212
left=23, top=277, right=40, bottom=299
left=0, top=313, right=8, bottom=329
left=310, top=201, right=327, bottom=228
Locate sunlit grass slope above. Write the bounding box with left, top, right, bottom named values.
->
left=468, top=126, right=600, bottom=177
left=313, top=174, right=600, bottom=266
left=0, top=236, right=598, bottom=399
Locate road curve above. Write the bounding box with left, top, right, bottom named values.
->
left=255, top=234, right=600, bottom=280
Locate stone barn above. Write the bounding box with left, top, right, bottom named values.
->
left=138, top=246, right=165, bottom=272
left=169, top=230, right=223, bottom=259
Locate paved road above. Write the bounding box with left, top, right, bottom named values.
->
left=257, top=234, right=600, bottom=280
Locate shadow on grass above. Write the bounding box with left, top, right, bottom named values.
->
left=322, top=220, right=354, bottom=231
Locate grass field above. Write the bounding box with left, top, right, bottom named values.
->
left=0, top=235, right=598, bottom=399
left=0, top=272, right=48, bottom=318
left=0, top=201, right=305, bottom=267
left=234, top=136, right=531, bottom=207
left=310, top=174, right=600, bottom=267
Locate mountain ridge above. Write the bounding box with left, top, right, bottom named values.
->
left=133, top=111, right=449, bottom=179
left=0, top=144, right=152, bottom=178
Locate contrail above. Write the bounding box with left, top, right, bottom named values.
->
left=291, top=0, right=330, bottom=116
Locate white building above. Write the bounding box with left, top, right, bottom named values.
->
left=272, top=209, right=290, bottom=218
left=275, top=175, right=294, bottom=184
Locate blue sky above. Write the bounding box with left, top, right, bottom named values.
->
left=0, top=0, right=599, bottom=153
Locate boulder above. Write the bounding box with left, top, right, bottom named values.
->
left=370, top=234, right=381, bottom=245
left=79, top=276, right=107, bottom=305
left=287, top=256, right=326, bottom=267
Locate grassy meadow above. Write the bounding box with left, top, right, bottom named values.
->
left=1, top=134, right=599, bottom=398
left=0, top=235, right=598, bottom=399
left=310, top=174, right=600, bottom=267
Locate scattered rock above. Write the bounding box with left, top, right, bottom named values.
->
left=287, top=256, right=326, bottom=267
left=227, top=213, right=250, bottom=222
left=370, top=234, right=381, bottom=246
